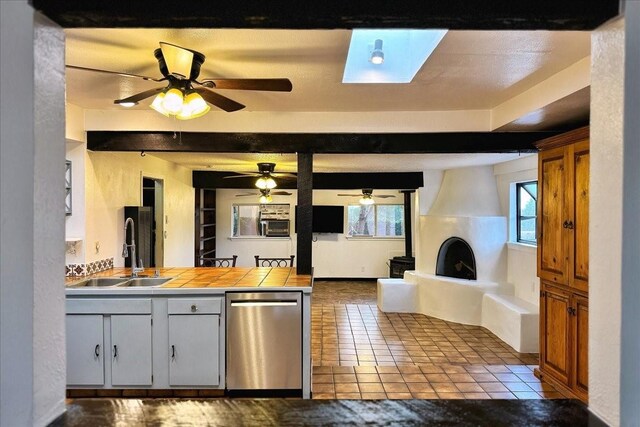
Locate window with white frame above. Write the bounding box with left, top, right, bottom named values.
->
left=232, top=205, right=262, bottom=237
left=516, top=181, right=537, bottom=244
left=347, top=204, right=404, bottom=237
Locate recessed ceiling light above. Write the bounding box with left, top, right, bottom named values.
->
left=370, top=39, right=384, bottom=65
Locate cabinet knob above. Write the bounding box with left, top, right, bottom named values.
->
left=191, top=304, right=197, bottom=312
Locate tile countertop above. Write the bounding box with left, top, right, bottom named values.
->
left=65, top=267, right=313, bottom=295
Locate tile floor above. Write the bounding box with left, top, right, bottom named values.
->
left=311, top=280, right=563, bottom=400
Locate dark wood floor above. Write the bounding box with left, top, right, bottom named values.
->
left=51, top=398, right=601, bottom=426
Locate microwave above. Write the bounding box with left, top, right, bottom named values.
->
left=264, top=220, right=290, bottom=237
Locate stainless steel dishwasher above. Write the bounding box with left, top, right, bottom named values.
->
left=226, top=291, right=302, bottom=391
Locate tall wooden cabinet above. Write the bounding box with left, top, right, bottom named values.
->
left=535, top=126, right=589, bottom=402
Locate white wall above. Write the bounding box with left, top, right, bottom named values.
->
left=429, top=166, right=502, bottom=216
left=1, top=3, right=66, bottom=426
left=85, top=152, right=194, bottom=267
left=494, top=155, right=539, bottom=305
left=65, top=141, right=86, bottom=264
left=216, top=189, right=409, bottom=277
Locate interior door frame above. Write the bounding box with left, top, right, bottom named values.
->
left=141, top=173, right=165, bottom=268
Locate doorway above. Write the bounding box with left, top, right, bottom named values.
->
left=142, top=177, right=164, bottom=268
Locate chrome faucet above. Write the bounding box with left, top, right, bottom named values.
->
left=123, top=217, right=144, bottom=277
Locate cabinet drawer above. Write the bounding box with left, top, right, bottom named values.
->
left=168, top=298, right=222, bottom=314
left=66, top=298, right=151, bottom=314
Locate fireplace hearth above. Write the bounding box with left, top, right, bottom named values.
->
left=436, top=237, right=477, bottom=280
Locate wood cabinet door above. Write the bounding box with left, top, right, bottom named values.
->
left=168, top=314, right=220, bottom=386
left=569, top=140, right=590, bottom=293
left=573, top=294, right=589, bottom=400
left=538, top=147, right=569, bottom=285
left=540, top=284, right=571, bottom=385
left=110, top=315, right=152, bottom=386
left=66, top=314, right=105, bottom=386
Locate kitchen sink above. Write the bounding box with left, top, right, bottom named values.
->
left=117, top=277, right=174, bottom=287
left=69, top=277, right=129, bottom=287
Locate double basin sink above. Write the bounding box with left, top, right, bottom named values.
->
left=68, top=276, right=174, bottom=288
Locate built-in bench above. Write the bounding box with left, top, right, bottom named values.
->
left=377, top=275, right=539, bottom=353
left=481, top=293, right=539, bottom=353
left=377, top=278, right=417, bottom=313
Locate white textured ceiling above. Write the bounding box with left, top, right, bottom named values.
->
left=65, top=28, right=590, bottom=112
left=148, top=152, right=530, bottom=172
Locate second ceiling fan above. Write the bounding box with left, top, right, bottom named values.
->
left=338, top=188, right=396, bottom=205
left=67, top=42, right=293, bottom=119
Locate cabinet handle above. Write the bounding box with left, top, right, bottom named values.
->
left=94, top=344, right=100, bottom=358
left=171, top=345, right=176, bottom=359
left=191, top=304, right=197, bottom=312
left=566, top=220, right=574, bottom=230
left=113, top=345, right=118, bottom=358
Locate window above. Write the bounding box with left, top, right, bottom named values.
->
left=232, top=204, right=290, bottom=237
left=347, top=204, right=404, bottom=237
left=516, top=181, right=537, bottom=244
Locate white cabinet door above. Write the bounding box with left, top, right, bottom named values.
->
left=66, top=315, right=104, bottom=386
left=168, top=315, right=219, bottom=386
left=111, top=315, right=152, bottom=386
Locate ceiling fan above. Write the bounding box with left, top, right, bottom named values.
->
left=224, top=162, right=296, bottom=189
left=67, top=42, right=293, bottom=119
left=236, top=189, right=292, bottom=204
left=337, top=188, right=396, bottom=205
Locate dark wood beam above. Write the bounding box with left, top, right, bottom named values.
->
left=31, top=0, right=620, bottom=30
left=296, top=153, right=313, bottom=275
left=192, top=172, right=424, bottom=190
left=88, top=131, right=550, bottom=154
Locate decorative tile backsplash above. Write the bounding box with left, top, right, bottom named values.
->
left=65, top=257, right=114, bottom=277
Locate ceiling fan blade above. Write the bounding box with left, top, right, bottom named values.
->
left=114, top=87, right=165, bottom=104
left=337, top=194, right=360, bottom=197
left=200, top=78, right=293, bottom=92
left=195, top=88, right=245, bottom=112
left=159, top=42, right=195, bottom=79
left=66, top=65, right=164, bottom=82
left=235, top=193, right=258, bottom=197
left=271, top=191, right=293, bottom=196
left=376, top=195, right=397, bottom=198
left=271, top=173, right=297, bottom=178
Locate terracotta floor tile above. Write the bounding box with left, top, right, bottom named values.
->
left=354, top=366, right=378, bottom=374
left=463, top=392, right=491, bottom=399
left=335, top=383, right=360, bottom=393
left=312, top=393, right=335, bottom=399
left=455, top=383, right=485, bottom=393
left=411, top=392, right=440, bottom=399
left=479, top=382, right=510, bottom=393
left=493, top=373, right=521, bottom=382
left=383, top=383, right=411, bottom=393
left=448, top=373, right=475, bottom=383
left=333, top=374, right=357, bottom=383
left=515, top=372, right=539, bottom=383
left=332, top=366, right=355, bottom=374
left=507, top=365, right=532, bottom=373
left=407, top=383, right=435, bottom=393
left=312, top=383, right=335, bottom=393
left=486, top=365, right=511, bottom=373
left=425, top=373, right=451, bottom=383
left=537, top=391, right=565, bottom=399
left=313, top=374, right=333, bottom=384
left=359, top=383, right=385, bottom=393
left=470, top=373, right=497, bottom=382
left=504, top=382, right=534, bottom=392
left=419, top=365, right=444, bottom=374
left=312, top=366, right=332, bottom=374
left=378, top=373, right=404, bottom=383
left=401, top=373, right=428, bottom=383
left=397, top=365, right=422, bottom=374
left=356, top=373, right=380, bottom=383
left=488, top=392, right=517, bottom=399
left=431, top=383, right=459, bottom=393
left=513, top=391, right=542, bottom=400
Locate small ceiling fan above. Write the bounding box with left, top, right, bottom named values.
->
left=224, top=162, right=296, bottom=189
left=236, top=189, right=292, bottom=204
left=337, top=188, right=396, bottom=205
left=67, top=42, right=293, bottom=119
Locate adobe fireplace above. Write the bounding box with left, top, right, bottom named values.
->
left=436, top=237, right=477, bottom=280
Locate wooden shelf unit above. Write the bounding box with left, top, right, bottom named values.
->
left=195, top=188, right=216, bottom=266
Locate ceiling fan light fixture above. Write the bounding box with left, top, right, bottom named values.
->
left=176, top=91, right=210, bottom=120
left=150, top=92, right=170, bottom=116
left=255, top=175, right=277, bottom=190
left=258, top=193, right=273, bottom=204
left=359, top=195, right=375, bottom=205
left=370, top=39, right=384, bottom=65
left=162, top=88, right=184, bottom=114
left=116, top=101, right=137, bottom=108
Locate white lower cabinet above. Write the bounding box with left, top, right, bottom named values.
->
left=168, top=314, right=220, bottom=386
left=66, top=314, right=105, bottom=386
left=111, top=315, right=153, bottom=386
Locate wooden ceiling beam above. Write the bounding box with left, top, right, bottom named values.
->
left=31, top=0, right=620, bottom=31
left=87, top=131, right=551, bottom=154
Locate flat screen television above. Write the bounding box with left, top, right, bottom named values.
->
left=295, top=205, right=344, bottom=233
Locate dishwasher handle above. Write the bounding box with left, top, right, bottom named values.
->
left=230, top=300, right=298, bottom=307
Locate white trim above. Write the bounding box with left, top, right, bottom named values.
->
left=507, top=242, right=537, bottom=253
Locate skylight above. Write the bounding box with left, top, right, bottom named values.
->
left=342, top=29, right=448, bottom=84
